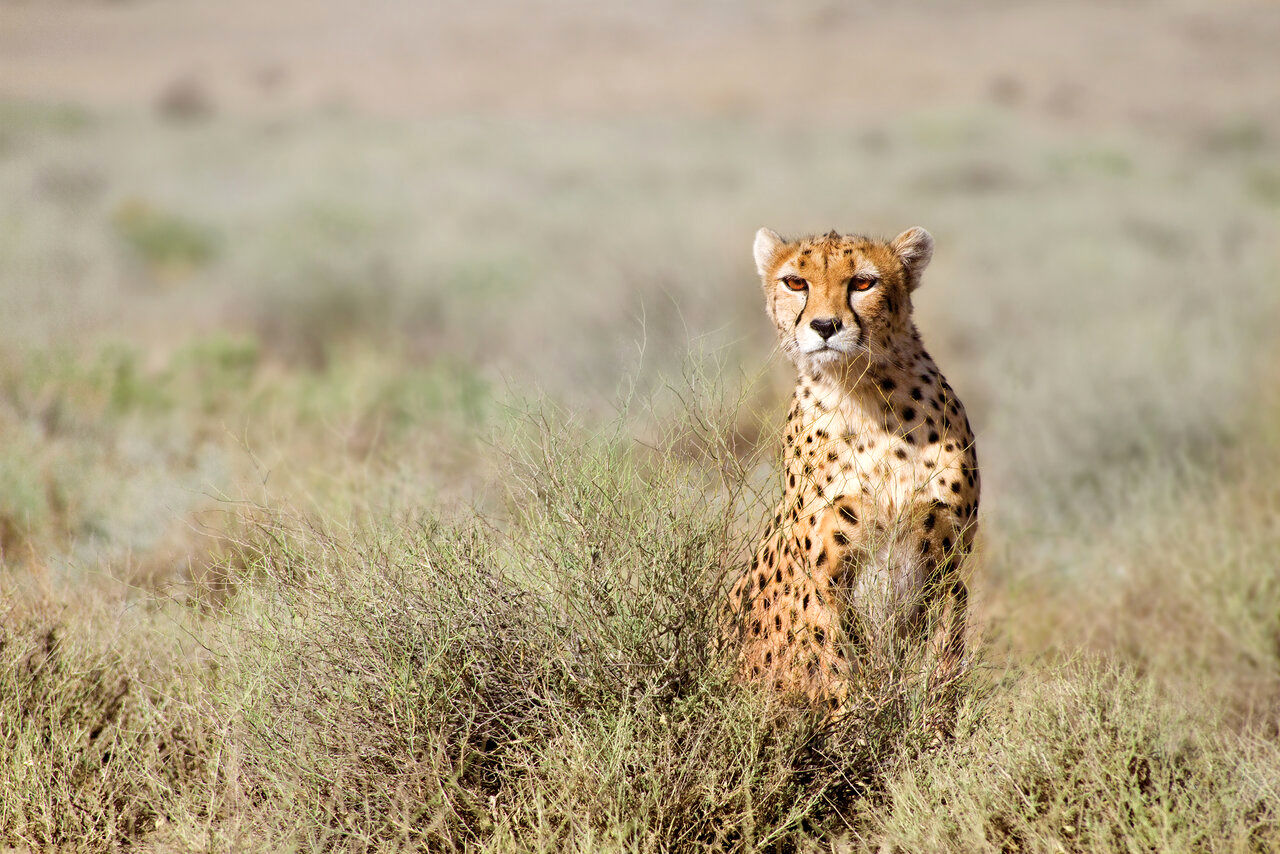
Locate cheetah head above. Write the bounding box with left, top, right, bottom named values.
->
left=753, top=227, right=933, bottom=375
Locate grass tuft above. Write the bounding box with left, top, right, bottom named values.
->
left=0, top=598, right=210, bottom=850
left=863, top=661, right=1280, bottom=853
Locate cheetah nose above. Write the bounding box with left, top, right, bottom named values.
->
left=810, top=318, right=841, bottom=340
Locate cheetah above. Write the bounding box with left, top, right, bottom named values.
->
left=728, top=226, right=979, bottom=711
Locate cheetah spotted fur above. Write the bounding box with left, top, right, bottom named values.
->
left=728, top=226, right=980, bottom=710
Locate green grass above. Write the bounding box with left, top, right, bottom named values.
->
left=111, top=199, right=220, bottom=277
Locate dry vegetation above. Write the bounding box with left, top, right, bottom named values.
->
left=3, top=0, right=1280, bottom=849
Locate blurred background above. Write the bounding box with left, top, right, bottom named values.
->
left=1, top=0, right=1278, bottom=627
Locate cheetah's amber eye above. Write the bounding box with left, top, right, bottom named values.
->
left=850, top=276, right=878, bottom=292
left=781, top=275, right=808, bottom=291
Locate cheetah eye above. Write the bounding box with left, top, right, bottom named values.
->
left=780, top=275, right=808, bottom=292
left=850, top=276, right=878, bottom=292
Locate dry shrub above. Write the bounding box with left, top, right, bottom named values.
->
left=211, top=400, right=957, bottom=852
left=0, top=597, right=211, bottom=850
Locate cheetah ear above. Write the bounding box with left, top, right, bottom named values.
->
left=753, top=228, right=785, bottom=278
left=891, top=227, right=934, bottom=291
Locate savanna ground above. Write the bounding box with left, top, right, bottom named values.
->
left=2, top=0, right=1280, bottom=850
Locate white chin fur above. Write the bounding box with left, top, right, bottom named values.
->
left=805, top=348, right=845, bottom=365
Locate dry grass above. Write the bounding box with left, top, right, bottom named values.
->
left=4, top=382, right=1278, bottom=851
left=862, top=662, right=1280, bottom=853
left=0, top=594, right=212, bottom=849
